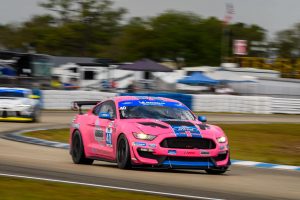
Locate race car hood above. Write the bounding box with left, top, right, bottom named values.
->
left=0, top=97, right=31, bottom=108
left=124, top=119, right=225, bottom=139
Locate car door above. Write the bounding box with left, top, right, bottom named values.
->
left=90, top=100, right=117, bottom=159
left=86, top=103, right=102, bottom=155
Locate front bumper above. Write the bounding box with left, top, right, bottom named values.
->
left=0, top=116, right=33, bottom=122
left=130, top=140, right=230, bottom=169
left=0, top=110, right=34, bottom=121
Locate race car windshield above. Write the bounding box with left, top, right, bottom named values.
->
left=0, top=91, right=25, bottom=98
left=119, top=105, right=195, bottom=120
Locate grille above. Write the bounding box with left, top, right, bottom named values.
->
left=160, top=138, right=216, bottom=149
left=0, top=111, right=19, bottom=118
left=1, top=111, right=7, bottom=118
left=137, top=150, right=159, bottom=160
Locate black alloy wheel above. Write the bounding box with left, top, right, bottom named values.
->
left=117, top=134, right=132, bottom=169
left=71, top=131, right=93, bottom=165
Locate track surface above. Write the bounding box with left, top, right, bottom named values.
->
left=0, top=111, right=299, bottom=200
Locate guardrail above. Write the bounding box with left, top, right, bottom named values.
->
left=192, top=95, right=272, bottom=114
left=271, top=98, right=300, bottom=114
left=42, top=90, right=116, bottom=109
left=41, top=90, right=300, bottom=114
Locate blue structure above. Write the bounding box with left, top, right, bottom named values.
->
left=120, top=92, right=193, bottom=109
left=0, top=64, right=16, bottom=76
left=177, top=72, right=219, bottom=85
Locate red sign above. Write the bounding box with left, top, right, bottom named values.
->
left=233, top=40, right=247, bottom=55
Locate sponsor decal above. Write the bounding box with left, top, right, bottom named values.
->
left=139, top=101, right=165, bottom=106
left=133, top=142, right=147, bottom=147
left=105, top=127, right=113, bottom=146
left=171, top=125, right=201, bottom=138
left=95, top=128, right=104, bottom=142
left=148, top=143, right=157, bottom=148
left=71, top=117, right=80, bottom=128
left=200, top=150, right=210, bottom=155
left=72, top=123, right=80, bottom=129
left=94, top=119, right=103, bottom=142
left=168, top=150, right=177, bottom=155
left=135, top=96, right=159, bottom=100
left=184, top=150, right=196, bottom=155
left=118, top=100, right=188, bottom=110
left=108, top=121, right=115, bottom=128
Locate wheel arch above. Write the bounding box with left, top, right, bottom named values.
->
left=70, top=129, right=89, bottom=156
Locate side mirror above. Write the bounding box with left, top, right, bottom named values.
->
left=198, top=116, right=207, bottom=123
left=99, top=112, right=112, bottom=119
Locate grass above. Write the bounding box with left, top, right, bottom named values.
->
left=25, top=128, right=70, bottom=143
left=218, top=124, right=300, bottom=166
left=0, top=177, right=174, bottom=200
left=24, top=124, right=300, bottom=166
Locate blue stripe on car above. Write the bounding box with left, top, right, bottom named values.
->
left=162, top=160, right=214, bottom=167
left=170, top=125, right=202, bottom=138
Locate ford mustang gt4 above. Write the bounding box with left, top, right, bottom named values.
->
left=70, top=96, right=230, bottom=174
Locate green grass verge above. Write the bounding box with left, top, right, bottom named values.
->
left=219, top=124, right=300, bottom=166
left=25, top=128, right=70, bottom=143
left=24, top=124, right=300, bottom=166
left=0, top=177, right=174, bottom=200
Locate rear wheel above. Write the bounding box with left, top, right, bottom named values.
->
left=205, top=167, right=228, bottom=175
left=71, top=131, right=93, bottom=165
left=117, top=134, right=131, bottom=169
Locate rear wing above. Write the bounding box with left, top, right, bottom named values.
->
left=71, top=101, right=99, bottom=114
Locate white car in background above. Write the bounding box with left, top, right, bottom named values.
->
left=0, top=87, right=41, bottom=122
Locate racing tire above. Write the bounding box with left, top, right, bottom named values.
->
left=205, top=167, right=228, bottom=175
left=116, top=134, right=132, bottom=169
left=71, top=131, right=94, bottom=165
left=31, top=108, right=41, bottom=123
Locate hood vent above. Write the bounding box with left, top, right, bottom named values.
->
left=138, top=122, right=168, bottom=129
left=162, top=120, right=194, bottom=127
left=197, top=124, right=209, bottom=130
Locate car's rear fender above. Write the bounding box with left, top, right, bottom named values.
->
left=70, top=126, right=91, bottom=157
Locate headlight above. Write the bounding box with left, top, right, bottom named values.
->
left=17, top=104, right=32, bottom=108
left=132, top=132, right=157, bottom=141
left=217, top=136, right=227, bottom=143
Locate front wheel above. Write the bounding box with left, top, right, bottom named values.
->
left=116, top=134, right=132, bottom=169
left=31, top=107, right=41, bottom=123
left=71, top=131, right=93, bottom=165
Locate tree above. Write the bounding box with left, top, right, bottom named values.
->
left=275, top=23, right=300, bottom=58
left=36, top=0, right=127, bottom=56
left=110, top=12, right=224, bottom=65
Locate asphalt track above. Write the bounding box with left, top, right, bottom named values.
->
left=0, top=111, right=299, bottom=200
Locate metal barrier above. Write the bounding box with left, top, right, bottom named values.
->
left=42, top=90, right=116, bottom=109
left=271, top=98, right=300, bottom=114
left=192, top=95, right=272, bottom=114
left=41, top=90, right=300, bottom=114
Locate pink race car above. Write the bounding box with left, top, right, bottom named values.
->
left=70, top=96, right=230, bottom=174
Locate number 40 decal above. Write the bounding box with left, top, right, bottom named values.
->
left=106, top=127, right=112, bottom=146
